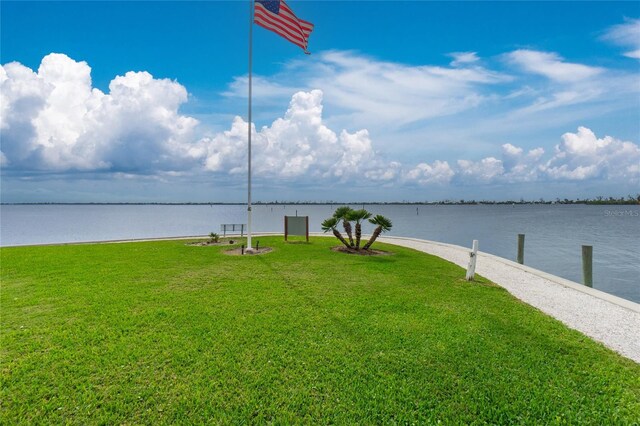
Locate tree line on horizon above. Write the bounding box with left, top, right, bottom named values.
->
left=3, top=194, right=639, bottom=206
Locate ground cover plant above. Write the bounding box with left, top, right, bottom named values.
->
left=2, top=237, right=639, bottom=424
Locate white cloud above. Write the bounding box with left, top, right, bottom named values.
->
left=506, top=50, right=604, bottom=82
left=405, top=160, right=455, bottom=185
left=0, top=60, right=52, bottom=166
left=405, top=127, right=639, bottom=186
left=500, top=48, right=636, bottom=116
left=225, top=50, right=510, bottom=130
left=0, top=53, right=199, bottom=172
left=312, top=51, right=510, bottom=126
left=2, top=54, right=637, bottom=194
left=457, top=157, right=505, bottom=183
left=512, top=88, right=604, bottom=115
left=502, top=143, right=523, bottom=156
left=501, top=143, right=544, bottom=182
left=449, top=52, right=480, bottom=67
left=625, top=50, right=640, bottom=60
left=222, top=47, right=637, bottom=161
left=199, top=89, right=396, bottom=182
left=218, top=46, right=639, bottom=169
left=0, top=55, right=396, bottom=183
left=365, top=161, right=402, bottom=182
left=543, top=126, right=640, bottom=181
left=602, top=18, right=640, bottom=60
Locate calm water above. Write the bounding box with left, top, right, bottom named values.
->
left=1, top=204, right=638, bottom=302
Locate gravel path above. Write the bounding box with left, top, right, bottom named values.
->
left=379, top=236, right=640, bottom=363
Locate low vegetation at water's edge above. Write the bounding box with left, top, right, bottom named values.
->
left=1, top=237, right=639, bottom=424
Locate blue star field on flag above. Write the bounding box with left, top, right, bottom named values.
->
left=256, top=1, right=281, bottom=15
left=254, top=0, right=314, bottom=53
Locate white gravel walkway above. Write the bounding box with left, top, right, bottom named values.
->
left=378, top=235, right=640, bottom=364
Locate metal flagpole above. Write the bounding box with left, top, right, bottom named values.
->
left=246, top=0, right=254, bottom=253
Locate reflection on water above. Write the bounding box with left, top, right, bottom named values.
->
left=1, top=203, right=638, bottom=302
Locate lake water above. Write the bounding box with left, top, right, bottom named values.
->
left=1, top=203, right=638, bottom=302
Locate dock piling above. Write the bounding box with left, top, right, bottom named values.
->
left=582, top=245, right=593, bottom=287
left=517, top=234, right=525, bottom=264
left=466, top=240, right=479, bottom=281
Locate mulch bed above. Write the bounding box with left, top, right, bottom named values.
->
left=185, top=239, right=240, bottom=247
left=331, top=246, right=392, bottom=256
left=224, top=247, right=273, bottom=256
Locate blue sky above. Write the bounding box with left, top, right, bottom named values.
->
left=1, top=1, right=639, bottom=202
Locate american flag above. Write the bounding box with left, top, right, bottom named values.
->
left=254, top=0, right=314, bottom=53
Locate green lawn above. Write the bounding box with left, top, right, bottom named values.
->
left=1, top=236, right=639, bottom=424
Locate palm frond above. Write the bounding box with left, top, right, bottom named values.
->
left=347, top=209, right=372, bottom=223
left=333, top=206, right=353, bottom=220
left=368, top=215, right=392, bottom=231
left=321, top=217, right=338, bottom=232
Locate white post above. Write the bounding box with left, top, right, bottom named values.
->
left=246, top=0, right=254, bottom=253
left=466, top=240, right=478, bottom=281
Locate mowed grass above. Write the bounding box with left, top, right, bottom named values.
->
left=1, top=236, right=639, bottom=424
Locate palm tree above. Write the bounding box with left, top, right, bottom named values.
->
left=363, top=215, right=392, bottom=250
left=347, top=209, right=372, bottom=250
left=333, top=206, right=355, bottom=247
left=321, top=217, right=351, bottom=248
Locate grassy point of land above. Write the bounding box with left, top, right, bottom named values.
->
left=1, top=236, right=639, bottom=424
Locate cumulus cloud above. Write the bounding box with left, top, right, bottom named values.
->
left=543, top=127, right=640, bottom=181
left=365, top=161, right=402, bottom=182
left=198, top=90, right=396, bottom=182
left=602, top=18, right=640, bottom=60
left=506, top=50, right=604, bottom=83
left=403, top=127, right=638, bottom=186
left=0, top=54, right=401, bottom=187
left=2, top=54, right=637, bottom=194
left=405, top=161, right=454, bottom=185
left=456, top=157, right=505, bottom=183
left=501, top=143, right=545, bottom=182
left=1, top=53, right=199, bottom=172
left=0, top=55, right=398, bottom=183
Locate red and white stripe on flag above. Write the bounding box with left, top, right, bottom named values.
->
left=254, top=0, right=314, bottom=53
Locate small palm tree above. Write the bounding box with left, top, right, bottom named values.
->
left=363, top=215, right=392, bottom=250
left=209, top=232, right=220, bottom=243
left=347, top=209, right=372, bottom=250
left=333, top=206, right=355, bottom=247
left=321, top=217, right=351, bottom=248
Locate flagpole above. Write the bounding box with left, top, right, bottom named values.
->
left=246, top=0, right=254, bottom=253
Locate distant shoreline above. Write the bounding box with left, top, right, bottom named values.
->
left=2, top=199, right=639, bottom=206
